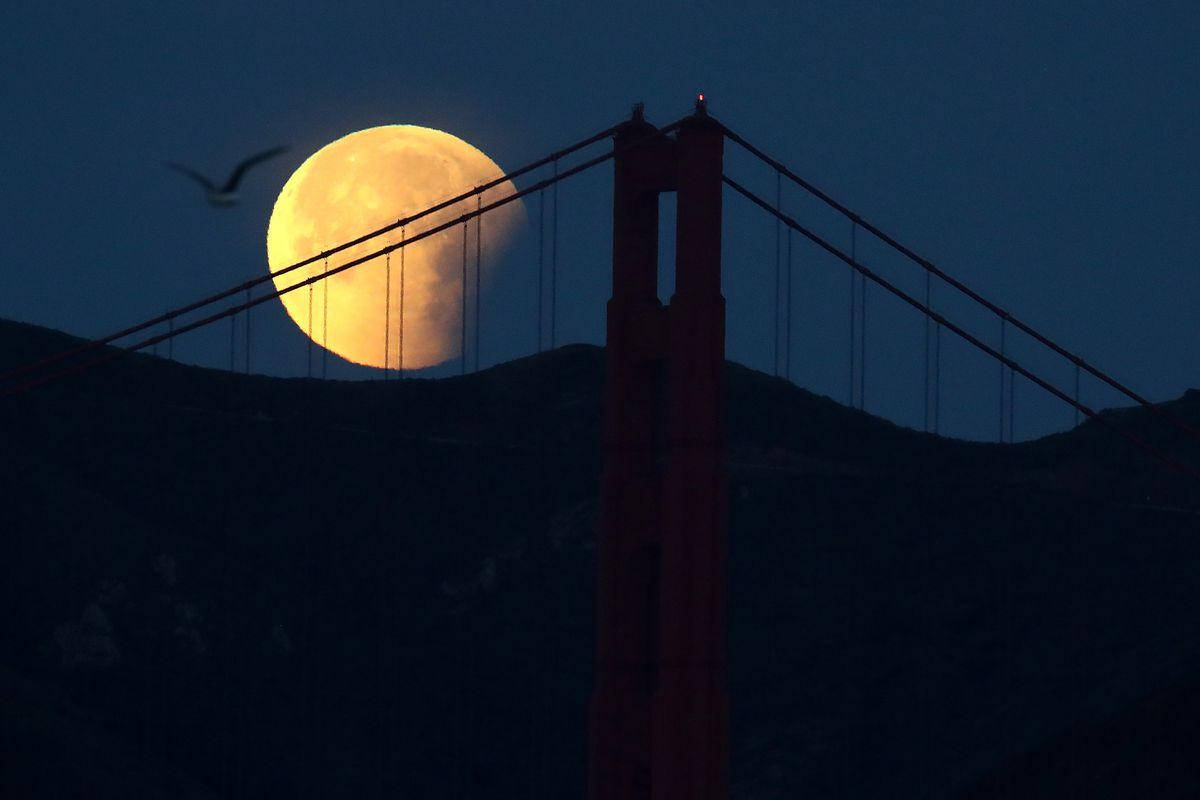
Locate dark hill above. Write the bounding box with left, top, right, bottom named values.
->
left=1, top=317, right=1198, bottom=798
left=957, top=667, right=1200, bottom=798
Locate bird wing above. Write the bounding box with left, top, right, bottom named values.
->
left=221, top=145, right=289, bottom=192
left=164, top=162, right=216, bottom=192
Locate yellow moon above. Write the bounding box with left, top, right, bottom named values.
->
left=266, top=125, right=523, bottom=370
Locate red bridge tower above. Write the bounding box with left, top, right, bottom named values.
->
left=588, top=99, right=728, bottom=800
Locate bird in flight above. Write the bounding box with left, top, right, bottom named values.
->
left=165, top=145, right=289, bottom=207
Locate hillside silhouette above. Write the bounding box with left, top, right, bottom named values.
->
left=2, top=317, right=1199, bottom=798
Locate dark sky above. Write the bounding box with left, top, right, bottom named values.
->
left=3, top=2, right=1197, bottom=441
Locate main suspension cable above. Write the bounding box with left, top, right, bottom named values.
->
left=723, top=173, right=1200, bottom=485
left=0, top=121, right=626, bottom=385
left=717, top=121, right=1200, bottom=445
left=2, top=117, right=689, bottom=399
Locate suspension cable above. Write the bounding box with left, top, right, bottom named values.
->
left=935, top=323, right=942, bottom=435
left=786, top=227, right=793, bottom=382
left=774, top=170, right=782, bottom=377
left=924, top=272, right=931, bottom=433
left=550, top=158, right=559, bottom=350
left=1009, top=347, right=1015, bottom=439
left=858, top=231, right=866, bottom=410
left=398, top=227, right=405, bottom=378
left=716, top=121, right=1200, bottom=444
left=1000, top=318, right=1007, bottom=442
left=1, top=117, right=688, bottom=398
left=476, top=193, right=482, bottom=372
left=723, top=173, right=1200, bottom=484
left=1080, top=364, right=1089, bottom=429
left=848, top=223, right=856, bottom=407
left=244, top=287, right=251, bottom=374
left=0, top=122, right=627, bottom=386
left=537, top=188, right=545, bottom=352
left=307, top=282, right=313, bottom=379
left=384, top=250, right=391, bottom=379
left=461, top=219, right=468, bottom=375
left=322, top=258, right=329, bottom=379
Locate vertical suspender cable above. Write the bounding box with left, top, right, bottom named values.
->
left=550, top=159, right=559, bottom=350
left=399, top=228, right=405, bottom=378
left=537, top=188, right=545, bottom=352
left=786, top=227, right=793, bottom=382
left=1080, top=362, right=1089, bottom=429
left=322, top=258, right=329, bottom=379
left=848, top=224, right=857, bottom=406
left=384, top=251, right=391, bottom=379
left=858, top=244, right=866, bottom=410
left=924, top=272, right=931, bottom=432
left=999, top=318, right=1007, bottom=442
left=244, top=287, right=251, bottom=374
left=774, top=171, right=781, bottom=376
left=219, top=356, right=234, bottom=798
left=307, top=280, right=314, bottom=379
left=461, top=220, right=468, bottom=375
left=476, top=194, right=482, bottom=372
left=935, top=323, right=942, bottom=434
left=1010, top=353, right=1015, bottom=439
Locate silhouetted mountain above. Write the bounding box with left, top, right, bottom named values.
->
left=2, top=317, right=1198, bottom=798
left=956, top=666, right=1200, bottom=798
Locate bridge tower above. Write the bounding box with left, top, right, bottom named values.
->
left=588, top=99, right=728, bottom=800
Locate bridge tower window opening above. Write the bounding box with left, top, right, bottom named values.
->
left=657, top=192, right=677, bottom=304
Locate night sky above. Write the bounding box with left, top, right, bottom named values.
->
left=4, top=2, right=1197, bottom=442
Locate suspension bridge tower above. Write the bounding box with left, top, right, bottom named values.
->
left=588, top=98, right=729, bottom=800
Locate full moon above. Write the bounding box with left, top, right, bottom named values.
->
left=266, top=125, right=524, bottom=370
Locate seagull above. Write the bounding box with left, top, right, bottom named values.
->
left=165, top=145, right=289, bottom=207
